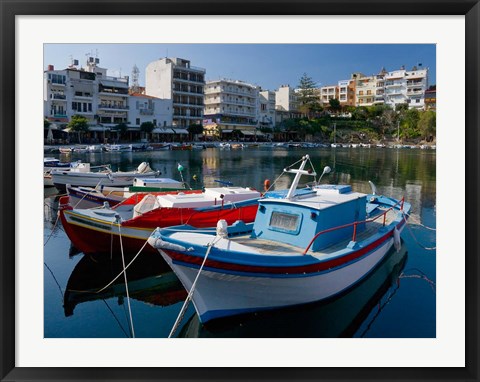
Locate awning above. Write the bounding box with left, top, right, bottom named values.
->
left=89, top=126, right=111, bottom=132
left=221, top=129, right=233, bottom=133
left=255, top=131, right=266, bottom=136
left=240, top=130, right=256, bottom=136
left=171, top=128, right=189, bottom=134
left=152, top=128, right=172, bottom=134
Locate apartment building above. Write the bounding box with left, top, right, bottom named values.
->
left=44, top=57, right=130, bottom=129
left=259, top=90, right=276, bottom=130
left=203, top=79, right=259, bottom=139
left=424, top=88, right=436, bottom=111
left=405, top=67, right=429, bottom=109
left=146, top=57, right=205, bottom=128
left=275, top=85, right=299, bottom=112
left=319, top=85, right=339, bottom=107
left=352, top=73, right=377, bottom=106
left=128, top=93, right=173, bottom=129
left=338, top=79, right=356, bottom=107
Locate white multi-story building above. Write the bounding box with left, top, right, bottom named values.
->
left=383, top=69, right=407, bottom=107
left=44, top=57, right=130, bottom=129
left=259, top=90, right=276, bottom=130
left=319, top=85, right=338, bottom=106
left=275, top=85, right=299, bottom=112
left=404, top=67, right=429, bottom=109
left=145, top=57, right=205, bottom=128
left=128, top=93, right=173, bottom=129
left=384, top=66, right=428, bottom=109
left=203, top=79, right=259, bottom=139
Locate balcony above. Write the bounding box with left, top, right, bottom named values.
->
left=173, top=89, right=204, bottom=96
left=98, top=104, right=129, bottom=111
left=385, top=82, right=403, bottom=87
left=407, top=90, right=424, bottom=96
left=140, top=109, right=154, bottom=115
left=98, top=91, right=128, bottom=98
left=50, top=94, right=67, bottom=100
left=407, top=81, right=425, bottom=87
left=173, top=114, right=203, bottom=119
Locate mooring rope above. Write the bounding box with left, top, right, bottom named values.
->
left=117, top=222, right=136, bottom=338
left=72, top=179, right=103, bottom=209
left=403, top=212, right=436, bottom=251
left=168, top=236, right=221, bottom=338
left=102, top=299, right=130, bottom=338
left=403, top=211, right=436, bottom=231
left=44, top=210, right=61, bottom=247
left=43, top=262, right=64, bottom=300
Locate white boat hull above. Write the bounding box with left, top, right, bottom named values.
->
left=52, top=171, right=157, bottom=189
left=158, top=236, right=396, bottom=323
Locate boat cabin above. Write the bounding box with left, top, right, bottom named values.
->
left=253, top=185, right=367, bottom=252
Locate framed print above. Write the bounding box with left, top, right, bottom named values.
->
left=2, top=0, right=479, bottom=381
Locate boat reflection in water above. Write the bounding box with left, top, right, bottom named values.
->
left=179, top=242, right=408, bottom=338
left=63, top=251, right=186, bottom=317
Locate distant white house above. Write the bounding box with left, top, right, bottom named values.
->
left=128, top=93, right=173, bottom=128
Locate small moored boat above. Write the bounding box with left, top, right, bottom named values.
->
left=66, top=177, right=190, bottom=209
left=51, top=161, right=159, bottom=190
left=58, top=185, right=261, bottom=256
left=148, top=154, right=411, bottom=323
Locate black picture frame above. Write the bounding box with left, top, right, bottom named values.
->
left=1, top=1, right=478, bottom=381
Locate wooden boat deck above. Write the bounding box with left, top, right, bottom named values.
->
left=233, top=207, right=399, bottom=258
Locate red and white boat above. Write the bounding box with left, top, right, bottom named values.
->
left=59, top=186, right=261, bottom=256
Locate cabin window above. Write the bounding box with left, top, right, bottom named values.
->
left=269, top=211, right=301, bottom=234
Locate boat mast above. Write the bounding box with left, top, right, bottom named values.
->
left=285, top=155, right=313, bottom=199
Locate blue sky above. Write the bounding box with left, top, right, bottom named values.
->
left=44, top=44, right=436, bottom=90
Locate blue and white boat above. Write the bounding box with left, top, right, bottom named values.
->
left=148, top=155, right=411, bottom=324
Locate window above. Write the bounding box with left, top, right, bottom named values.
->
left=136, top=118, right=140, bottom=125
left=269, top=211, right=301, bottom=234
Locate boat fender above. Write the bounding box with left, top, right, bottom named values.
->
left=147, top=236, right=192, bottom=252
left=216, top=219, right=228, bottom=238
left=393, top=227, right=401, bottom=252
left=137, top=162, right=148, bottom=173
left=264, top=179, right=271, bottom=191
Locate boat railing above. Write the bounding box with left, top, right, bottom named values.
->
left=302, top=197, right=405, bottom=255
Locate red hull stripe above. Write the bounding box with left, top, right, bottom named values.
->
left=164, top=219, right=406, bottom=275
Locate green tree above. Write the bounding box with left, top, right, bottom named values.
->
left=67, top=114, right=89, bottom=143
left=297, top=73, right=320, bottom=118
left=328, top=98, right=341, bottom=114
left=418, top=110, right=436, bottom=141
left=401, top=108, right=421, bottom=139
left=140, top=121, right=155, bottom=141
left=44, top=119, right=51, bottom=129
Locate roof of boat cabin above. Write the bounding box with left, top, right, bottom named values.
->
left=262, top=186, right=366, bottom=211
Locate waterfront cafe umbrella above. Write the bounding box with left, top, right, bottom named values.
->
left=47, top=127, right=54, bottom=143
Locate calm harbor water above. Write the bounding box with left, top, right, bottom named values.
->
left=44, top=146, right=436, bottom=338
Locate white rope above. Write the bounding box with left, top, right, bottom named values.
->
left=168, top=236, right=221, bottom=338
left=403, top=211, right=436, bottom=231
left=72, top=179, right=103, bottom=209
left=117, top=223, right=136, bottom=338
left=403, top=211, right=436, bottom=250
